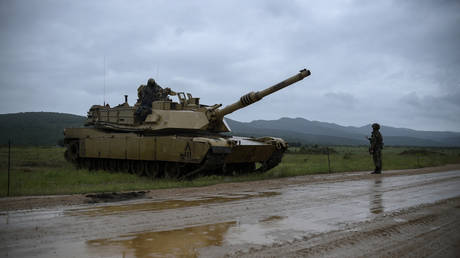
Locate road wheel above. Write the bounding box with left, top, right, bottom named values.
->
left=65, top=141, right=79, bottom=163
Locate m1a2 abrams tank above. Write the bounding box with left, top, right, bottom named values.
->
left=64, top=69, right=311, bottom=179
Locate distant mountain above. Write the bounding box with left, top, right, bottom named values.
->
left=224, top=118, right=366, bottom=146
left=1, top=112, right=459, bottom=146
left=0, top=112, right=85, bottom=146
left=225, top=117, right=460, bottom=147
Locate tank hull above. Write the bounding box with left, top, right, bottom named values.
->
left=64, top=128, right=286, bottom=179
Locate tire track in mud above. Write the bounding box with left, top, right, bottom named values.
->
left=232, top=198, right=460, bottom=258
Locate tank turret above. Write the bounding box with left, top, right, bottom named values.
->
left=86, top=69, right=311, bottom=133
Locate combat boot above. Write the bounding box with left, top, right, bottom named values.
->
left=370, top=170, right=381, bottom=174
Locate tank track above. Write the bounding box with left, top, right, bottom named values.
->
left=64, top=141, right=285, bottom=180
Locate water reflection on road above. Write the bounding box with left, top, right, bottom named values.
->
left=86, top=221, right=236, bottom=258
left=370, top=178, right=383, bottom=214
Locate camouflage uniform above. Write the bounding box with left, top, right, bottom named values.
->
left=137, top=79, right=164, bottom=105
left=369, top=123, right=383, bottom=174
left=135, top=78, right=169, bottom=122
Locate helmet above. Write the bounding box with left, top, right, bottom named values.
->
left=372, top=123, right=380, bottom=130
left=147, top=78, right=156, bottom=86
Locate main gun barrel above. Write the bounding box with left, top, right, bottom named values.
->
left=215, top=69, right=311, bottom=118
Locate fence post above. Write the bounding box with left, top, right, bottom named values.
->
left=327, top=147, right=331, bottom=173
left=8, top=140, right=11, bottom=197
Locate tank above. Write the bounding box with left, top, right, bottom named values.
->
left=64, top=69, right=311, bottom=179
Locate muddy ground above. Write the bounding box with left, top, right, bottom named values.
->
left=1, top=164, right=460, bottom=257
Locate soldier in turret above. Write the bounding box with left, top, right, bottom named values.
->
left=368, top=123, right=383, bottom=174
left=135, top=78, right=175, bottom=122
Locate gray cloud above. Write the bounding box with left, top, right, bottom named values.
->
left=1, top=0, right=459, bottom=131
left=400, top=91, right=460, bottom=120
left=324, top=92, right=358, bottom=109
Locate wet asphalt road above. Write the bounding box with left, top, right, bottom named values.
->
left=1, top=169, right=459, bottom=257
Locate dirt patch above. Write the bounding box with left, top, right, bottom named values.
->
left=85, top=191, right=148, bottom=203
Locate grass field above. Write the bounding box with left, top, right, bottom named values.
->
left=1, top=145, right=460, bottom=197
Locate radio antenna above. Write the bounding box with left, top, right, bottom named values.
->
left=103, top=55, right=106, bottom=106
left=156, top=65, right=159, bottom=81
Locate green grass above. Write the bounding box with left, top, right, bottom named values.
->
left=273, top=146, right=460, bottom=177
left=1, top=146, right=460, bottom=197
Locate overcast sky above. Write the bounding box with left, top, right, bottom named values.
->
left=1, top=0, right=459, bottom=131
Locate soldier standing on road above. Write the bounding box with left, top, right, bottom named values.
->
left=368, top=123, right=383, bottom=174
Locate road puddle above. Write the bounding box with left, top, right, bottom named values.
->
left=84, top=215, right=291, bottom=257
left=68, top=191, right=280, bottom=216
left=86, top=221, right=236, bottom=257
